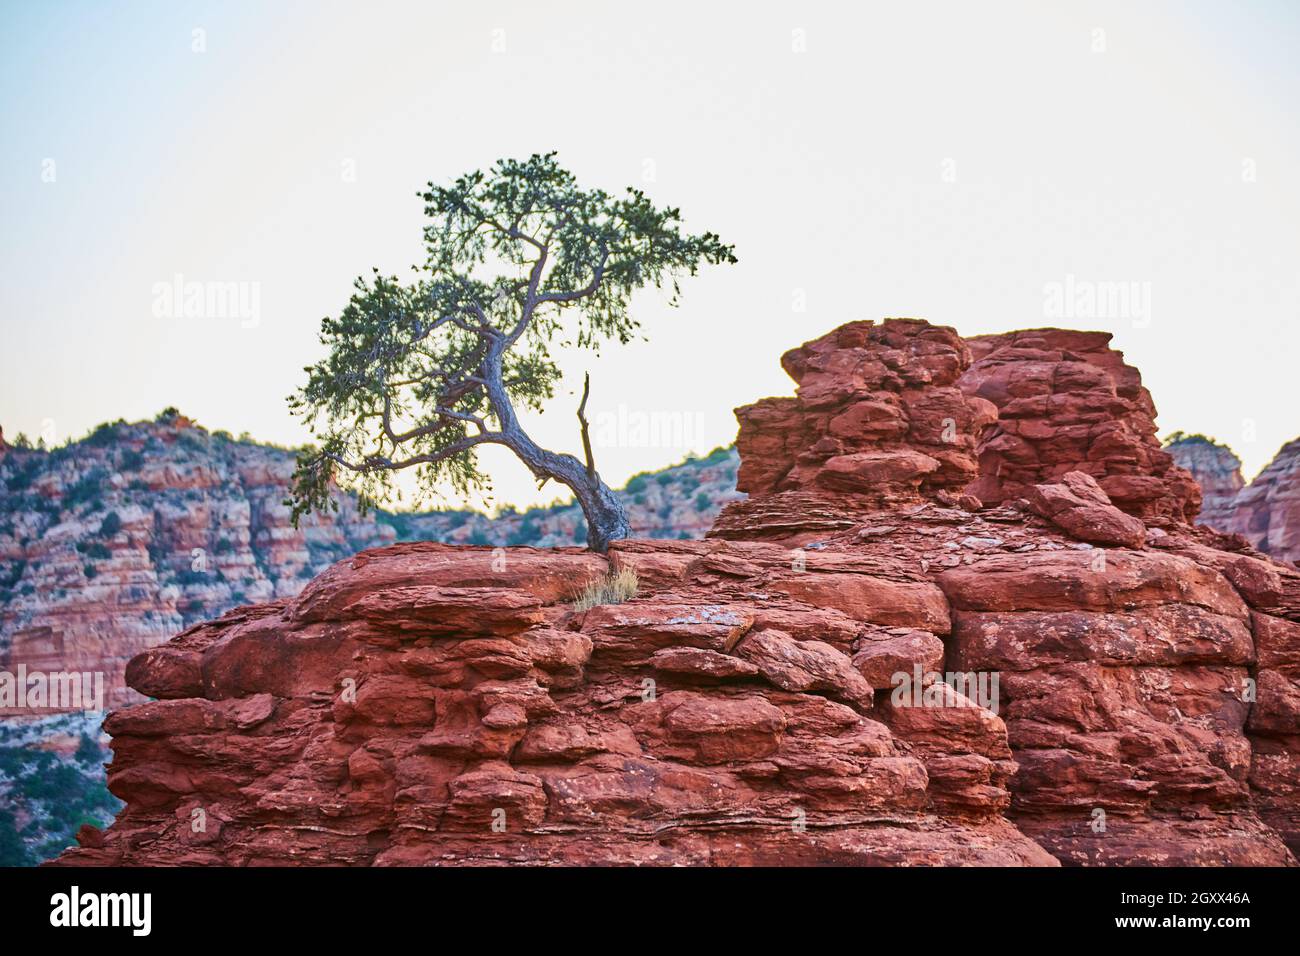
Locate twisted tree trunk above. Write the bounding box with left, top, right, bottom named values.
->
left=483, top=339, right=630, bottom=553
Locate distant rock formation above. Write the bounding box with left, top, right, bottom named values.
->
left=1166, top=434, right=1300, bottom=566
left=1228, top=439, right=1300, bottom=565
left=0, top=415, right=396, bottom=718
left=54, top=319, right=1300, bottom=867
left=1165, top=435, right=1245, bottom=532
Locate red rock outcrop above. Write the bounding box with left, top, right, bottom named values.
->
left=1, top=424, right=741, bottom=721
left=53, top=319, right=1300, bottom=867
left=958, top=329, right=1201, bottom=525
left=54, top=542, right=1054, bottom=866
left=712, top=319, right=995, bottom=539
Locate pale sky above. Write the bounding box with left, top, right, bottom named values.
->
left=2, top=0, right=1298, bottom=511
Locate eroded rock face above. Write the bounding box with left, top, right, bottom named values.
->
left=55, top=542, right=1055, bottom=866
left=713, top=319, right=995, bottom=539
left=1166, top=436, right=1245, bottom=534
left=54, top=319, right=1300, bottom=867
left=0, top=417, right=397, bottom=717
left=958, top=329, right=1201, bottom=525
left=1164, top=435, right=1300, bottom=566
left=1229, top=439, right=1300, bottom=565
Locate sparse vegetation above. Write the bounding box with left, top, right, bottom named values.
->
left=62, top=469, right=107, bottom=510
left=98, top=511, right=122, bottom=538
left=118, top=448, right=145, bottom=472
left=286, top=152, right=735, bottom=553
left=0, top=738, right=122, bottom=865
left=571, top=567, right=638, bottom=611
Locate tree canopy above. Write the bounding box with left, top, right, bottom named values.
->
left=287, top=152, right=735, bottom=550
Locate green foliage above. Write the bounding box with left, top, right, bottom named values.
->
left=4, top=456, right=44, bottom=493
left=98, top=511, right=122, bottom=538
left=287, top=152, right=735, bottom=529
left=76, top=541, right=111, bottom=559
left=695, top=491, right=712, bottom=511
left=118, top=448, right=146, bottom=472
left=63, top=468, right=107, bottom=510
left=75, top=733, right=102, bottom=766
left=176, top=430, right=208, bottom=452
left=1162, top=430, right=1220, bottom=448
left=83, top=563, right=97, bottom=579
left=83, top=420, right=126, bottom=447
left=0, top=744, right=123, bottom=865
left=0, top=807, right=31, bottom=866
left=507, top=512, right=543, bottom=546
left=625, top=474, right=649, bottom=494
left=0, top=559, right=26, bottom=591
left=654, top=472, right=673, bottom=486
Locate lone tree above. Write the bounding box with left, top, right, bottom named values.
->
left=287, top=152, right=735, bottom=552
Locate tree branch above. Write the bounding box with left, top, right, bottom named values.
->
left=577, top=371, right=596, bottom=480
left=535, top=245, right=609, bottom=306
left=323, top=431, right=501, bottom=474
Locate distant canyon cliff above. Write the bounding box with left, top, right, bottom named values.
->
left=0, top=414, right=738, bottom=862
left=1167, top=434, right=1300, bottom=564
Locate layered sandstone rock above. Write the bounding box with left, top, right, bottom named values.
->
left=712, top=319, right=994, bottom=539
left=53, top=319, right=1300, bottom=867
left=2, top=416, right=739, bottom=862
left=958, top=329, right=1201, bottom=525
left=1229, top=439, right=1300, bottom=564
left=1165, top=435, right=1245, bottom=533
left=55, top=542, right=1054, bottom=866
left=0, top=416, right=397, bottom=717
left=0, top=423, right=741, bottom=719
left=1163, top=435, right=1300, bottom=566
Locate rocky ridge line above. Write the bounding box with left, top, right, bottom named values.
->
left=53, top=318, right=1300, bottom=866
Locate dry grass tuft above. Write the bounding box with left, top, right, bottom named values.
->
left=571, top=567, right=639, bottom=612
